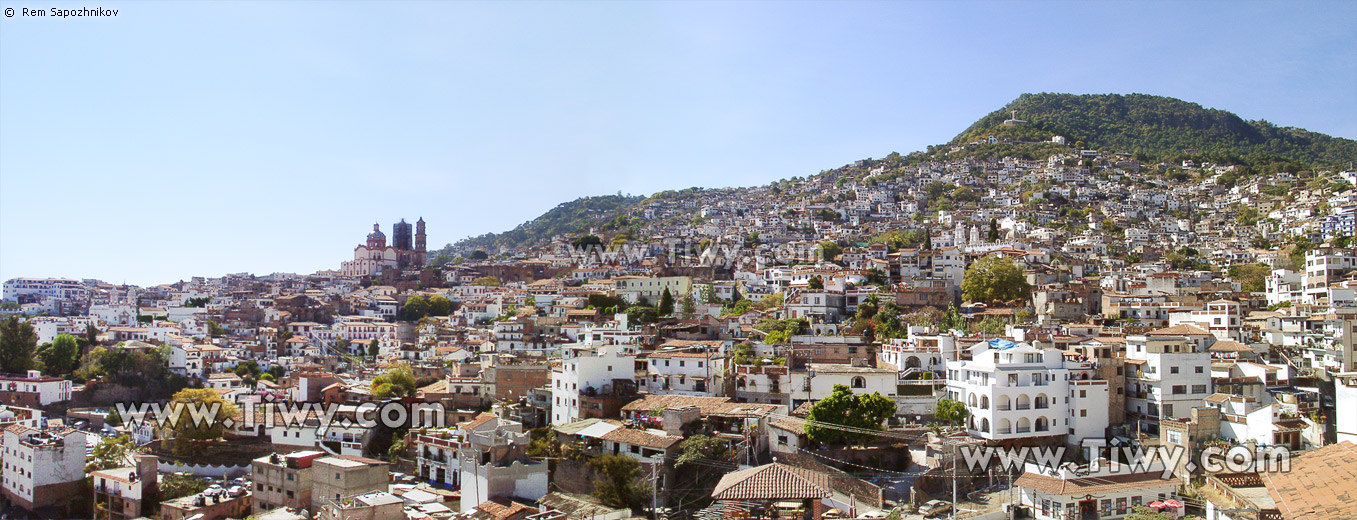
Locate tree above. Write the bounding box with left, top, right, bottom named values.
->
left=159, top=473, right=209, bottom=502
left=804, top=384, right=896, bottom=445
left=387, top=438, right=407, bottom=462
left=87, top=434, right=139, bottom=472
left=935, top=398, right=969, bottom=429
left=659, top=288, right=675, bottom=317
left=987, top=218, right=1000, bottom=241
left=37, top=333, right=81, bottom=377
left=817, top=241, right=843, bottom=263
left=675, top=435, right=732, bottom=469
left=161, top=388, right=239, bottom=456
left=808, top=275, right=824, bottom=290
left=468, top=250, right=489, bottom=260
left=625, top=305, right=659, bottom=325
left=402, top=295, right=429, bottom=321
left=588, top=454, right=650, bottom=510
left=0, top=317, right=37, bottom=374
left=1227, top=263, right=1271, bottom=292
left=372, top=363, right=418, bottom=398
left=961, top=255, right=1032, bottom=304
left=679, top=295, right=697, bottom=319
left=368, top=339, right=381, bottom=359
left=427, top=295, right=452, bottom=316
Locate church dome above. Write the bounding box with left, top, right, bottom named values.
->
left=367, top=223, right=386, bottom=241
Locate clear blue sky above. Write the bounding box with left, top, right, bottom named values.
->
left=2, top=1, right=1354, bottom=286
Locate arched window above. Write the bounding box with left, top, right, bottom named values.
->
left=851, top=376, right=866, bottom=388
left=998, top=395, right=1011, bottom=411
left=1036, top=417, right=1049, bottom=432
left=1017, top=417, right=1031, bottom=433
left=997, top=418, right=1011, bottom=435
left=906, top=356, right=921, bottom=369
left=1016, top=394, right=1031, bottom=410
left=737, top=378, right=747, bottom=389
left=981, top=418, right=990, bottom=433
left=980, top=395, right=990, bottom=410
left=968, top=394, right=978, bottom=407
left=1035, top=394, right=1049, bottom=409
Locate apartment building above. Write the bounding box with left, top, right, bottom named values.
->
left=0, top=425, right=86, bottom=512
left=91, top=455, right=159, bottom=520
left=946, top=339, right=1109, bottom=446
left=457, top=416, right=548, bottom=512
left=643, top=349, right=725, bottom=396
left=1125, top=331, right=1212, bottom=434
left=251, top=450, right=325, bottom=514
left=310, top=455, right=390, bottom=512
left=551, top=344, right=636, bottom=425
left=0, top=370, right=73, bottom=408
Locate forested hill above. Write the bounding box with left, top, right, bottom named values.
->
left=950, top=93, right=1357, bottom=167
left=433, top=194, right=645, bottom=259
left=434, top=93, right=1355, bottom=258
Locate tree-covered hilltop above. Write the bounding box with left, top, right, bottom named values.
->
left=950, top=93, right=1357, bottom=167
left=433, top=194, right=645, bottom=258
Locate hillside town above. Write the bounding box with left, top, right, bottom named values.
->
left=3, top=150, right=1357, bottom=520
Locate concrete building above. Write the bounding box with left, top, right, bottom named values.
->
left=319, top=490, right=406, bottom=520
left=643, top=350, right=725, bottom=396
left=91, top=455, right=159, bottom=520
left=1125, top=331, right=1213, bottom=434
left=946, top=339, right=1109, bottom=446
left=161, top=487, right=253, bottom=520
left=458, top=416, right=548, bottom=512
left=0, top=425, right=86, bottom=512
left=252, top=450, right=325, bottom=514
left=0, top=370, right=74, bottom=407
left=551, top=344, right=636, bottom=425
left=311, top=455, right=391, bottom=512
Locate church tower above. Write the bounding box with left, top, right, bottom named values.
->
left=393, top=219, right=413, bottom=251
left=366, top=223, right=386, bottom=249
left=415, top=217, right=427, bottom=253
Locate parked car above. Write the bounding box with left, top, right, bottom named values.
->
left=919, top=500, right=951, bottom=518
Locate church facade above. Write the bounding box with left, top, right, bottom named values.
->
left=340, top=218, right=427, bottom=277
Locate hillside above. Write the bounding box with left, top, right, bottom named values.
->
left=437, top=93, right=1356, bottom=257
left=948, top=93, right=1357, bottom=167
left=435, top=194, right=644, bottom=257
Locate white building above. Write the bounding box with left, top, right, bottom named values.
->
left=551, top=343, right=636, bottom=425
left=945, top=339, right=1109, bottom=445
left=1335, top=372, right=1357, bottom=445
left=0, top=426, right=87, bottom=512
left=0, top=371, right=73, bottom=406
left=1125, top=332, right=1212, bottom=433
left=457, top=416, right=547, bottom=512
left=643, top=349, right=725, bottom=396
left=789, top=363, right=897, bottom=410
left=1015, top=458, right=1181, bottom=520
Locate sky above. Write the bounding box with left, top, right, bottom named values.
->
left=2, top=1, right=1355, bottom=286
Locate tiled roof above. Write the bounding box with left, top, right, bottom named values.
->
left=1147, top=324, right=1211, bottom=336
left=1014, top=470, right=1174, bottom=496
left=1262, top=441, right=1357, bottom=520
left=1208, top=340, right=1254, bottom=353
left=711, top=463, right=831, bottom=500
left=599, top=427, right=681, bottom=450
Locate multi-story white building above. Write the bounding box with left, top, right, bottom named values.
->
left=613, top=275, right=692, bottom=304
left=789, top=363, right=898, bottom=409
left=551, top=343, right=636, bottom=424
left=1336, top=372, right=1357, bottom=445
left=1304, top=248, right=1357, bottom=304
left=1125, top=331, right=1212, bottom=433
left=457, top=416, right=547, bottom=512
left=1, top=278, right=89, bottom=314
left=643, top=350, right=725, bottom=396
left=0, top=426, right=87, bottom=512
left=0, top=371, right=73, bottom=407
left=1265, top=269, right=1305, bottom=306
left=946, top=339, right=1109, bottom=446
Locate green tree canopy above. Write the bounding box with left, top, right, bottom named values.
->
left=161, top=388, right=239, bottom=456
left=0, top=316, right=38, bottom=374
left=804, top=384, right=896, bottom=445
left=588, top=454, right=651, bottom=510
left=935, top=398, right=969, bottom=428
left=372, top=362, right=419, bottom=398
left=817, top=241, right=843, bottom=263
left=37, top=333, right=81, bottom=377
left=659, top=288, right=675, bottom=317
left=961, top=255, right=1032, bottom=304
left=427, top=295, right=453, bottom=316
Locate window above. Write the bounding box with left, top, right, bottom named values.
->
left=1172, top=385, right=1186, bottom=395
left=1195, top=366, right=1204, bottom=374
left=1170, top=366, right=1179, bottom=374
left=1192, top=384, right=1207, bottom=394
left=851, top=376, right=866, bottom=388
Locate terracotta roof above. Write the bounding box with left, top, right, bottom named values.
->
left=1147, top=324, right=1211, bottom=336
left=1014, top=470, right=1175, bottom=496
left=711, top=463, right=831, bottom=500
left=1209, top=340, right=1254, bottom=353
left=1262, top=441, right=1357, bottom=520
left=599, top=427, right=681, bottom=450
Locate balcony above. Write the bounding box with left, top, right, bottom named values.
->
left=997, top=428, right=1012, bottom=434
left=1016, top=426, right=1031, bottom=433
left=1015, top=404, right=1031, bottom=410
left=997, top=404, right=1011, bottom=411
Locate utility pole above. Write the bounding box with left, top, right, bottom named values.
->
left=950, top=443, right=958, bottom=520
left=652, top=455, right=660, bottom=520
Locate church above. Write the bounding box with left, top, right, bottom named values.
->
left=339, top=218, right=427, bottom=277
